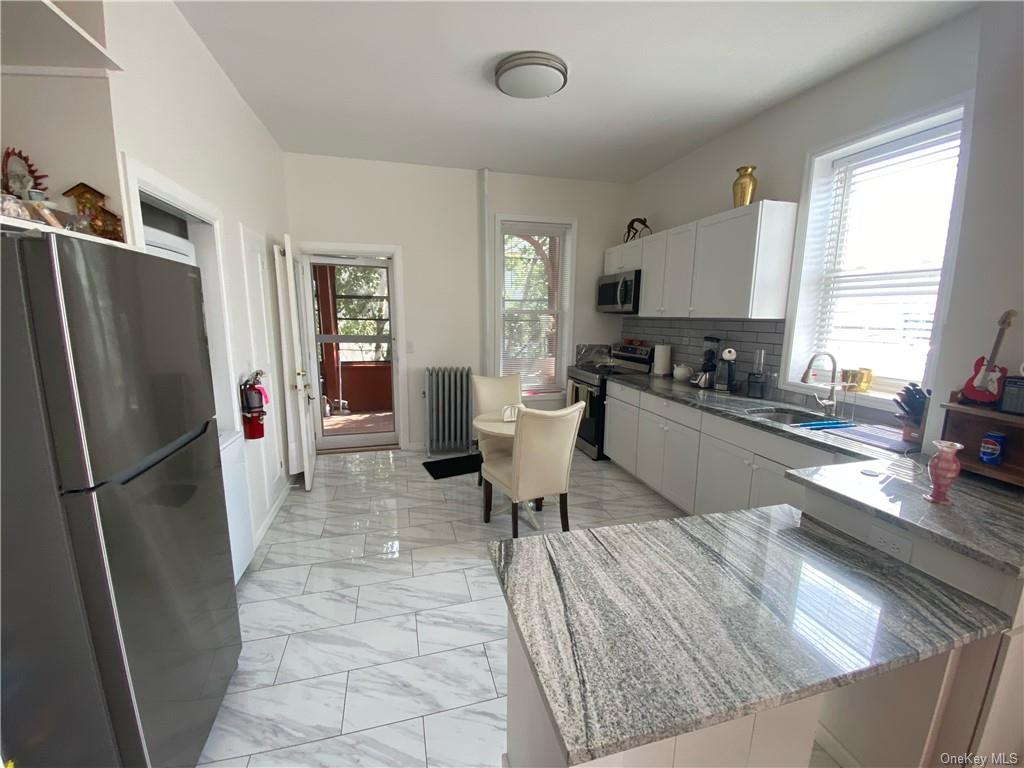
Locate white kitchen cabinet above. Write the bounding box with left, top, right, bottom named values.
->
left=748, top=455, right=804, bottom=508
left=636, top=407, right=699, bottom=512
left=604, top=240, right=642, bottom=275
left=639, top=231, right=668, bottom=316
left=695, top=433, right=754, bottom=515
left=639, top=226, right=696, bottom=318
left=690, top=201, right=797, bottom=319
left=663, top=223, right=697, bottom=317
left=605, top=395, right=639, bottom=474
left=662, top=420, right=700, bottom=511
left=636, top=409, right=666, bottom=489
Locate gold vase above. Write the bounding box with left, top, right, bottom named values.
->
left=732, top=166, right=757, bottom=207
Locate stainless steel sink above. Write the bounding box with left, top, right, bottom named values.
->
left=745, top=407, right=823, bottom=426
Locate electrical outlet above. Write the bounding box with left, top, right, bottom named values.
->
left=868, top=524, right=913, bottom=563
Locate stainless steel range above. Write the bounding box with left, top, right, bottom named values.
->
left=567, top=343, right=654, bottom=459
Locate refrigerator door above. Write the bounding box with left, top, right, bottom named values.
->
left=20, top=233, right=216, bottom=490
left=76, top=421, right=241, bottom=768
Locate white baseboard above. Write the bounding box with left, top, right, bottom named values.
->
left=253, top=482, right=291, bottom=548
left=815, top=722, right=861, bottom=768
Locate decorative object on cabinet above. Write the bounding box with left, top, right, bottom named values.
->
left=2, top=147, right=48, bottom=198
left=63, top=182, right=124, bottom=242
left=959, top=309, right=1018, bottom=405
left=1, top=193, right=31, bottom=219
left=923, top=440, right=963, bottom=503
left=622, top=217, right=652, bottom=242
left=940, top=393, right=1024, bottom=487
left=732, top=165, right=757, bottom=207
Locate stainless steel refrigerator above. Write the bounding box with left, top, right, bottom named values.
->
left=2, top=226, right=242, bottom=768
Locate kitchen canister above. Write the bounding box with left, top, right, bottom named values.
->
left=653, top=344, right=672, bottom=376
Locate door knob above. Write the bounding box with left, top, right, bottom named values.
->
left=297, top=369, right=307, bottom=376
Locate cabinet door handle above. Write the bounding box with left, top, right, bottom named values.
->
left=743, top=459, right=751, bottom=466
left=751, top=464, right=760, bottom=471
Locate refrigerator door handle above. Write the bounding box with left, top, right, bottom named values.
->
left=63, top=422, right=211, bottom=496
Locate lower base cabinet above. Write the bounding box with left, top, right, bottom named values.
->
left=695, top=433, right=754, bottom=515
left=608, top=389, right=829, bottom=517
left=637, top=410, right=700, bottom=512
left=605, top=396, right=639, bottom=474
left=696, top=434, right=807, bottom=514
left=663, top=421, right=700, bottom=511
left=749, top=455, right=805, bottom=508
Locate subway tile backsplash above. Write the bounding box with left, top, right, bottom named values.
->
left=620, top=316, right=896, bottom=424
left=621, top=316, right=785, bottom=387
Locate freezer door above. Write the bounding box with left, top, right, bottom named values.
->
left=20, top=233, right=216, bottom=489
left=83, top=422, right=240, bottom=768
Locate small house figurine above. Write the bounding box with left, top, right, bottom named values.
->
left=63, top=182, right=124, bottom=242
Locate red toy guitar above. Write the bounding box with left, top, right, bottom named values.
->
left=960, top=309, right=1018, bottom=404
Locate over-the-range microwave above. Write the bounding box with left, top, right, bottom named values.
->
left=597, top=269, right=641, bottom=314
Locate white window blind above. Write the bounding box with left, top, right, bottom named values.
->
left=499, top=222, right=571, bottom=394
left=811, top=118, right=962, bottom=390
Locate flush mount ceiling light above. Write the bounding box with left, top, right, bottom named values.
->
left=494, top=51, right=568, bottom=99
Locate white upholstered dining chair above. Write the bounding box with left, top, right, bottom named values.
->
left=481, top=401, right=585, bottom=538
left=471, top=373, right=522, bottom=486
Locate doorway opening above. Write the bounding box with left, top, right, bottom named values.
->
left=309, top=257, right=398, bottom=450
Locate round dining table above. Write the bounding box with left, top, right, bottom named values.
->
left=471, top=409, right=542, bottom=530
left=472, top=409, right=517, bottom=438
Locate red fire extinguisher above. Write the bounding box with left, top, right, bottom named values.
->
left=241, top=370, right=269, bottom=440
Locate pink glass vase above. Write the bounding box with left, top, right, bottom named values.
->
left=924, top=440, right=964, bottom=503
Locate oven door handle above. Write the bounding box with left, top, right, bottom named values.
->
left=617, top=276, right=627, bottom=309
left=570, top=380, right=600, bottom=397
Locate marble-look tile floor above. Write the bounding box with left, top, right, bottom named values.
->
left=199, top=449, right=686, bottom=767
left=201, top=449, right=840, bottom=768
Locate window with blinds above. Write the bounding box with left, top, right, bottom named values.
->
left=499, top=222, right=572, bottom=394
left=805, top=117, right=962, bottom=392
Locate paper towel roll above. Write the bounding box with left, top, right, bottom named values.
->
left=653, top=344, right=672, bottom=376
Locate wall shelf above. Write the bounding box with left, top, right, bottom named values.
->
left=940, top=396, right=1023, bottom=488
left=1, top=0, right=119, bottom=71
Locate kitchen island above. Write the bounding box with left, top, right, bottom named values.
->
left=490, top=506, right=1011, bottom=768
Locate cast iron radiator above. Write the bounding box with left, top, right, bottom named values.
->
left=425, top=366, right=473, bottom=456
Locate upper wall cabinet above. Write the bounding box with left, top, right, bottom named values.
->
left=639, top=223, right=696, bottom=317
left=690, top=201, right=797, bottom=319
left=603, top=239, right=642, bottom=275
left=615, top=201, right=797, bottom=320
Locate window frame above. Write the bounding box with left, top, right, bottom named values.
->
left=487, top=214, right=577, bottom=400
left=780, top=103, right=972, bottom=405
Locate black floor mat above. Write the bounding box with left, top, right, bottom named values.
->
left=422, top=453, right=482, bottom=480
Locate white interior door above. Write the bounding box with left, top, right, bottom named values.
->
left=276, top=235, right=316, bottom=490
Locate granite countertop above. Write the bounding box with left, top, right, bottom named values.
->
left=491, top=506, right=1010, bottom=765
left=789, top=460, right=1024, bottom=577
left=609, top=374, right=906, bottom=463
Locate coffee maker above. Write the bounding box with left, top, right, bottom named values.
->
left=714, top=347, right=738, bottom=392
left=690, top=336, right=720, bottom=389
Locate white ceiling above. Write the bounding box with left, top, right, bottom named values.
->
left=179, top=2, right=968, bottom=182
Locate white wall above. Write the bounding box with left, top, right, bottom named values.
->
left=283, top=155, right=629, bottom=446
left=627, top=11, right=980, bottom=230
left=103, top=1, right=291, bottom=539
left=283, top=153, right=480, bottom=448
left=924, top=2, right=1024, bottom=444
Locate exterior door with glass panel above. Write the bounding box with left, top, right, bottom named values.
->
left=309, top=257, right=398, bottom=450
